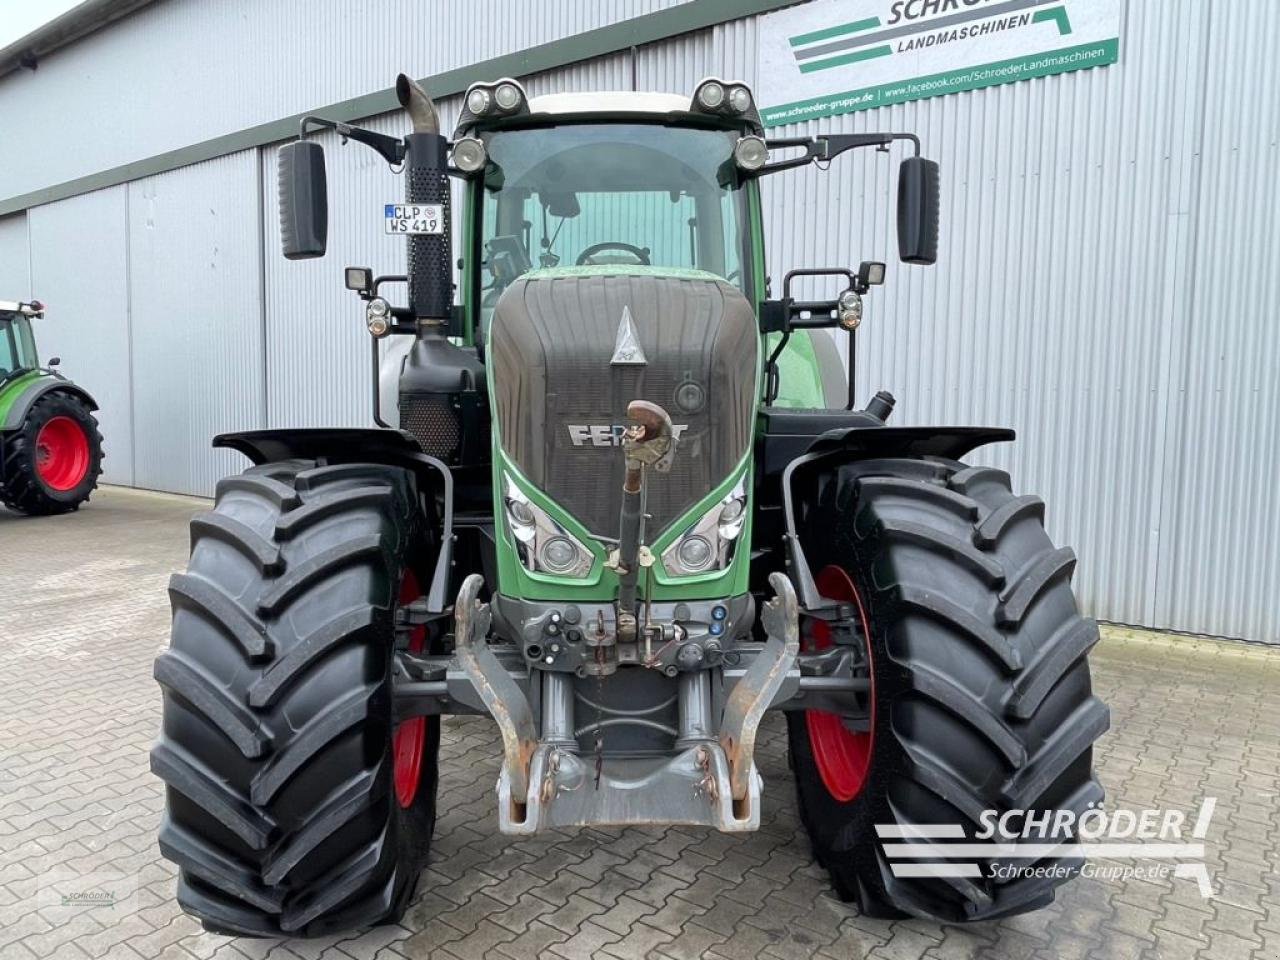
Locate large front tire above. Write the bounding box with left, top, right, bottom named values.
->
left=787, top=457, right=1109, bottom=922
left=151, top=460, right=440, bottom=936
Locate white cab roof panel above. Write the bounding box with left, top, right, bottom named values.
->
left=525, top=91, right=692, bottom=117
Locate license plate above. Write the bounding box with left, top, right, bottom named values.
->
left=384, top=203, right=444, bottom=235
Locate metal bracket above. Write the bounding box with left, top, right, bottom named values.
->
left=719, top=572, right=799, bottom=802
left=453, top=574, right=538, bottom=805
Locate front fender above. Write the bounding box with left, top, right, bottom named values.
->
left=772, top=420, right=1015, bottom=612
left=0, top=374, right=98, bottom=432
left=215, top=427, right=429, bottom=472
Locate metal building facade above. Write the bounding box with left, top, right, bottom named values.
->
left=0, top=0, right=1275, bottom=642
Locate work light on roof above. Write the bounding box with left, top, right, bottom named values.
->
left=465, top=86, right=491, bottom=116
left=494, top=82, right=522, bottom=111
left=693, top=79, right=756, bottom=119
left=696, top=80, right=725, bottom=110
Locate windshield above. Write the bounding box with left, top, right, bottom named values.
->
left=0, top=316, right=37, bottom=378
left=477, top=123, right=748, bottom=323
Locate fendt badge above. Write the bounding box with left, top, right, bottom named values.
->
left=610, top=305, right=647, bottom=366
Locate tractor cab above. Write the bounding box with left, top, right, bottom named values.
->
left=453, top=84, right=765, bottom=325
left=0, top=300, right=43, bottom=382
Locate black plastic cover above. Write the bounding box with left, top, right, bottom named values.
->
left=277, top=140, right=328, bottom=260
left=897, top=156, right=940, bottom=265
left=490, top=271, right=759, bottom=537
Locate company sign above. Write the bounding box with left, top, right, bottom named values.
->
left=758, top=0, right=1121, bottom=126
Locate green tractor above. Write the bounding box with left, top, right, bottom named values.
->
left=0, top=299, right=103, bottom=515
left=152, top=75, right=1108, bottom=936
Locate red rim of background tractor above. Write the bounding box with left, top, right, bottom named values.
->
left=804, top=565, right=876, bottom=803
left=392, top=569, right=429, bottom=808
left=35, top=416, right=91, bottom=492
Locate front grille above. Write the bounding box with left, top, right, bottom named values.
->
left=401, top=394, right=460, bottom=461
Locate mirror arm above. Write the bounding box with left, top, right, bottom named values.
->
left=298, top=115, right=407, bottom=166
left=758, top=131, right=921, bottom=176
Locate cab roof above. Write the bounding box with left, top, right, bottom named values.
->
left=524, top=91, right=693, bottom=117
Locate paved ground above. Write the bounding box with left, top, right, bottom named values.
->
left=1, top=487, right=1277, bottom=960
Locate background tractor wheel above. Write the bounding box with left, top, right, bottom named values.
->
left=786, top=457, right=1109, bottom=922
left=1, top=391, right=103, bottom=515
left=151, top=460, right=441, bottom=937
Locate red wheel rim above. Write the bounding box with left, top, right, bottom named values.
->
left=805, top=565, right=876, bottom=803
left=35, top=416, right=90, bottom=491
left=392, top=569, right=430, bottom=808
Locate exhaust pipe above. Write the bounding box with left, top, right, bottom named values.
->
left=394, top=73, right=450, bottom=324
left=396, top=73, right=440, bottom=135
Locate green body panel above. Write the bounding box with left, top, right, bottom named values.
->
left=493, top=449, right=755, bottom=603
left=472, top=174, right=826, bottom=606
left=743, top=181, right=827, bottom=409
left=0, top=370, right=57, bottom=432
left=769, top=331, right=828, bottom=408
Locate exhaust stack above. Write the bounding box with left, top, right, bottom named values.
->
left=396, top=73, right=440, bottom=135
left=395, top=73, right=451, bottom=324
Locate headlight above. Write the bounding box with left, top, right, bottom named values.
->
left=504, top=476, right=593, bottom=578
left=662, top=475, right=748, bottom=577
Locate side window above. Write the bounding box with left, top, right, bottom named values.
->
left=0, top=323, right=16, bottom=375
left=15, top=319, right=37, bottom=367
left=720, top=191, right=744, bottom=289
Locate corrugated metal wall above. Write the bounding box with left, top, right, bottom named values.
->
left=127, top=152, right=266, bottom=494
left=0, top=0, right=688, bottom=202
left=27, top=189, right=135, bottom=487
left=0, top=214, right=29, bottom=294
left=1153, top=0, right=1280, bottom=641
left=3, top=0, right=1277, bottom=641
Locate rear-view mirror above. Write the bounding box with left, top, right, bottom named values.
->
left=897, top=156, right=939, bottom=265
left=278, top=140, right=329, bottom=259
left=544, top=191, right=581, bottom=219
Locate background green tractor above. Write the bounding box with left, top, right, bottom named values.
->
left=0, top=299, right=103, bottom=515
left=152, top=74, right=1108, bottom=937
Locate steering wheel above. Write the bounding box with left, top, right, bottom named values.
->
left=576, top=242, right=651, bottom=266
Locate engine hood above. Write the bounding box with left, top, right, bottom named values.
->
left=488, top=267, right=759, bottom=538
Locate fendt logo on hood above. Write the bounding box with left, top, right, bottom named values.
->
left=568, top=424, right=690, bottom=448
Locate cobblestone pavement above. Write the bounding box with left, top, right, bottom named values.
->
left=1, top=487, right=1277, bottom=960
